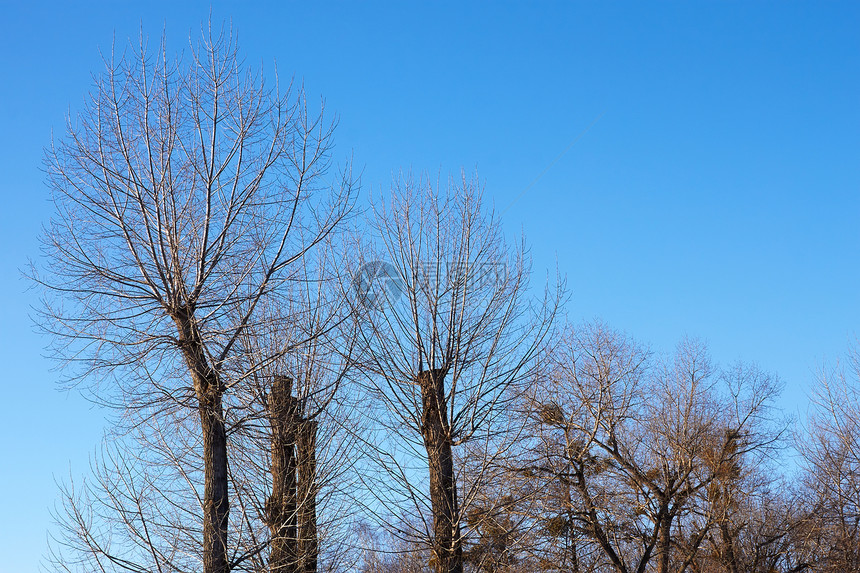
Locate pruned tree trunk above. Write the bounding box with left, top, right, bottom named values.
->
left=267, top=375, right=299, bottom=573
left=419, top=368, right=463, bottom=573
left=297, top=419, right=319, bottom=573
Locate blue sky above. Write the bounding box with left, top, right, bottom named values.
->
left=1, top=2, right=858, bottom=570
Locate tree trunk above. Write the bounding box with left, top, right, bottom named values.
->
left=267, top=375, right=299, bottom=573
left=565, top=479, right=580, bottom=573
left=199, top=386, right=230, bottom=573
left=418, top=368, right=462, bottom=573
left=175, top=308, right=230, bottom=573
left=297, top=419, right=318, bottom=573
left=657, top=508, right=672, bottom=573
left=719, top=522, right=740, bottom=573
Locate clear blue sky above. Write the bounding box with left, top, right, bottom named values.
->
left=1, top=2, right=858, bottom=570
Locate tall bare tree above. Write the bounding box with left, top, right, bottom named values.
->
left=347, top=173, right=561, bottom=573
left=36, top=26, right=355, bottom=573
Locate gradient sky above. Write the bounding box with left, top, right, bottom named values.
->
left=1, top=2, right=858, bottom=571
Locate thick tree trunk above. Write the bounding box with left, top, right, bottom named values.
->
left=657, top=509, right=672, bottom=573
left=297, top=419, right=318, bottom=573
left=418, top=368, right=462, bottom=573
left=267, top=375, right=299, bottom=573
left=199, top=386, right=230, bottom=573
left=564, top=480, right=581, bottom=573
left=175, top=308, right=230, bottom=573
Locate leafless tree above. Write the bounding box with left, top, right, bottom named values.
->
left=228, top=247, right=365, bottom=573
left=795, top=343, right=860, bottom=573
left=346, top=173, right=561, bottom=573
left=47, top=255, right=363, bottom=573
left=515, top=321, right=786, bottom=573
left=35, top=25, right=355, bottom=573
left=692, top=484, right=813, bottom=573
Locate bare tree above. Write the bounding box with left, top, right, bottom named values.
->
left=795, top=343, right=860, bottom=573
left=36, top=25, right=355, bottom=573
left=229, top=249, right=364, bottom=573
left=346, top=173, right=561, bottom=573
left=516, top=321, right=785, bottom=573
left=47, top=251, right=363, bottom=573
left=693, top=484, right=812, bottom=573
